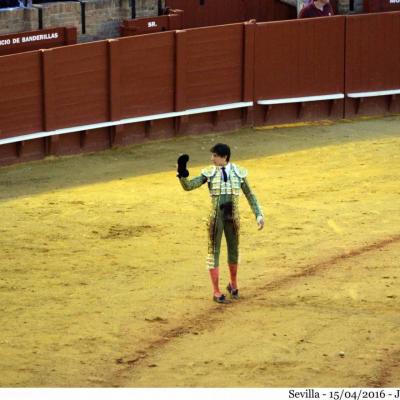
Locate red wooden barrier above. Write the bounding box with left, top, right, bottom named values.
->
left=0, top=51, right=43, bottom=139
left=164, top=0, right=296, bottom=28
left=0, top=27, right=77, bottom=57
left=253, top=16, right=345, bottom=124
left=345, top=11, right=400, bottom=116
left=0, top=24, right=250, bottom=162
left=174, top=23, right=249, bottom=135
left=183, top=24, right=244, bottom=109
left=118, top=32, right=175, bottom=118
left=364, top=0, right=400, bottom=12
left=120, top=10, right=183, bottom=36
left=1, top=13, right=400, bottom=166
left=42, top=41, right=109, bottom=131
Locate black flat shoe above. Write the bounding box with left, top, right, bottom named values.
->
left=227, top=283, right=240, bottom=299
left=213, top=294, right=230, bottom=304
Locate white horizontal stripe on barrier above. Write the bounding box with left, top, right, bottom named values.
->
left=347, top=89, right=400, bottom=98
left=257, top=93, right=344, bottom=105
left=0, top=101, right=253, bottom=146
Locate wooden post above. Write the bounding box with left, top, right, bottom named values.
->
left=212, top=110, right=222, bottom=127
left=242, top=20, right=256, bottom=125
left=41, top=48, right=60, bottom=156
left=64, top=27, right=77, bottom=45
left=297, top=102, right=305, bottom=119
left=108, top=39, right=122, bottom=147
left=47, top=135, right=60, bottom=156
left=242, top=20, right=256, bottom=103
left=168, top=12, right=183, bottom=30
left=388, top=94, right=396, bottom=111
left=16, top=141, right=24, bottom=158
left=80, top=131, right=87, bottom=149
left=175, top=29, right=188, bottom=134
left=263, top=105, right=272, bottom=122
left=355, top=98, right=363, bottom=114
left=41, top=49, right=57, bottom=132
left=145, top=120, right=154, bottom=137
left=175, top=30, right=187, bottom=112
left=329, top=99, right=337, bottom=116
left=108, top=39, right=121, bottom=122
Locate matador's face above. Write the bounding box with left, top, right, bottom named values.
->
left=211, top=153, right=228, bottom=167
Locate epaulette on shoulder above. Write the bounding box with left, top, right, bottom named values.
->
left=232, top=163, right=248, bottom=178
left=201, top=165, right=217, bottom=178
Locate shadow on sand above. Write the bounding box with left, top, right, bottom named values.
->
left=0, top=115, right=399, bottom=202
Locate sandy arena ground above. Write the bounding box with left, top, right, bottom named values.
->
left=0, top=116, right=399, bottom=387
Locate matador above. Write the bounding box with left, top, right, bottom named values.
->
left=177, top=143, right=264, bottom=304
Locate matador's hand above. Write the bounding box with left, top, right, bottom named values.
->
left=257, top=215, right=264, bottom=230
left=176, top=154, right=190, bottom=178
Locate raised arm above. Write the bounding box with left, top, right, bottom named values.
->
left=179, top=175, right=207, bottom=191
left=176, top=153, right=207, bottom=191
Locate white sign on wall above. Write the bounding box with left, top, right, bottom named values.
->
left=0, top=32, right=59, bottom=47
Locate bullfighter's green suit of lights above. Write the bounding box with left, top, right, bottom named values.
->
left=179, top=164, right=263, bottom=269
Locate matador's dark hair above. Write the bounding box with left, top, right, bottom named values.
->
left=210, top=143, right=231, bottom=162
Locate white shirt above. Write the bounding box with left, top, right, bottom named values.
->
left=218, top=163, right=233, bottom=194
left=220, top=162, right=231, bottom=181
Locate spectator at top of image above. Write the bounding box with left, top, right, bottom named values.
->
left=299, top=0, right=334, bottom=18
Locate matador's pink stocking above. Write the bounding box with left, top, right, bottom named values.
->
left=209, top=267, right=221, bottom=295
left=229, top=263, right=238, bottom=290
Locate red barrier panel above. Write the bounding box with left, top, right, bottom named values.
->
left=165, top=0, right=206, bottom=28
left=201, top=0, right=247, bottom=26
left=0, top=27, right=77, bottom=57
left=0, top=51, right=43, bottom=139
left=346, top=12, right=400, bottom=93
left=345, top=12, right=400, bottom=116
left=42, top=41, right=109, bottom=130
left=118, top=32, right=175, bottom=118
left=253, top=16, right=345, bottom=124
left=364, top=0, right=400, bottom=13
left=165, top=0, right=296, bottom=28
left=120, top=11, right=183, bottom=36
left=183, top=24, right=244, bottom=109
left=255, top=16, right=345, bottom=99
